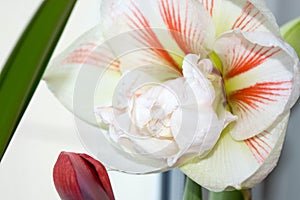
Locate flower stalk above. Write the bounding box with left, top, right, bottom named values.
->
left=183, top=177, right=202, bottom=200
left=209, top=189, right=251, bottom=200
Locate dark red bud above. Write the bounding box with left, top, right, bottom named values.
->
left=53, top=152, right=115, bottom=200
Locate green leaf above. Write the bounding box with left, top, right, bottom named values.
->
left=209, top=190, right=251, bottom=200
left=183, top=177, right=202, bottom=200
left=281, top=17, right=300, bottom=59
left=0, top=0, right=77, bottom=161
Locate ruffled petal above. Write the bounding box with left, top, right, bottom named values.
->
left=214, top=30, right=298, bottom=140
left=100, top=0, right=215, bottom=73
left=93, top=65, right=182, bottom=172
left=92, top=54, right=232, bottom=172
left=76, top=116, right=170, bottom=174
left=180, top=112, right=289, bottom=192
left=168, top=55, right=234, bottom=165
left=199, top=0, right=280, bottom=36
left=44, top=26, right=121, bottom=126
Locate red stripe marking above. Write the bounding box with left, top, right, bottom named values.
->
left=231, top=2, right=264, bottom=32
left=159, top=0, right=204, bottom=55
left=245, top=140, right=262, bottom=164
left=210, top=0, right=214, bottom=16
left=62, top=43, right=120, bottom=72
left=245, top=14, right=266, bottom=32
left=206, top=0, right=209, bottom=13
left=240, top=11, right=259, bottom=30
left=225, top=45, right=281, bottom=79
left=199, top=0, right=214, bottom=16
left=255, top=136, right=272, bottom=152
left=252, top=136, right=270, bottom=155
left=228, top=81, right=291, bottom=112
left=232, top=2, right=253, bottom=30
left=245, top=139, right=264, bottom=163
left=245, top=132, right=272, bottom=164
left=126, top=1, right=181, bottom=72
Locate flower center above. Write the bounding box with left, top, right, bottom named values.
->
left=128, top=82, right=179, bottom=139
left=207, top=52, right=234, bottom=113
left=209, top=51, right=223, bottom=74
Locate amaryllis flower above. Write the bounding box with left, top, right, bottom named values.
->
left=53, top=152, right=115, bottom=200
left=45, top=0, right=300, bottom=192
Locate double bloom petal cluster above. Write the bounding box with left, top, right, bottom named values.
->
left=45, top=0, right=300, bottom=191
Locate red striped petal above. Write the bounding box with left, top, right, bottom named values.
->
left=245, top=131, right=273, bottom=164
left=159, top=0, right=214, bottom=55
left=100, top=0, right=215, bottom=74
left=127, top=1, right=180, bottom=70
left=231, top=2, right=265, bottom=32
left=199, top=0, right=215, bottom=16
left=63, top=42, right=120, bottom=72
left=198, top=0, right=280, bottom=36
left=180, top=113, right=289, bottom=191
left=224, top=44, right=281, bottom=79
left=228, top=81, right=292, bottom=113
left=214, top=31, right=295, bottom=140
left=44, top=26, right=122, bottom=126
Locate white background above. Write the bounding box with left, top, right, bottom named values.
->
left=0, top=1, right=160, bottom=199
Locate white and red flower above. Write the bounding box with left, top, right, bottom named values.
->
left=45, top=0, right=300, bottom=191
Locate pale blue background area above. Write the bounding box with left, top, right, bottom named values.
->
left=267, top=0, right=300, bottom=25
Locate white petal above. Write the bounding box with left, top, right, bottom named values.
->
left=199, top=0, right=280, bottom=36
left=182, top=54, right=215, bottom=105
left=100, top=0, right=215, bottom=73
left=76, top=116, right=171, bottom=174
left=180, top=113, right=289, bottom=192
left=214, top=30, right=298, bottom=140
left=168, top=55, right=234, bottom=165
left=44, top=26, right=121, bottom=126
left=111, top=65, right=180, bottom=110
left=94, top=66, right=183, bottom=172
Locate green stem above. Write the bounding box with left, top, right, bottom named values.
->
left=209, top=189, right=251, bottom=200
left=183, top=177, right=202, bottom=200
left=0, top=0, right=77, bottom=161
